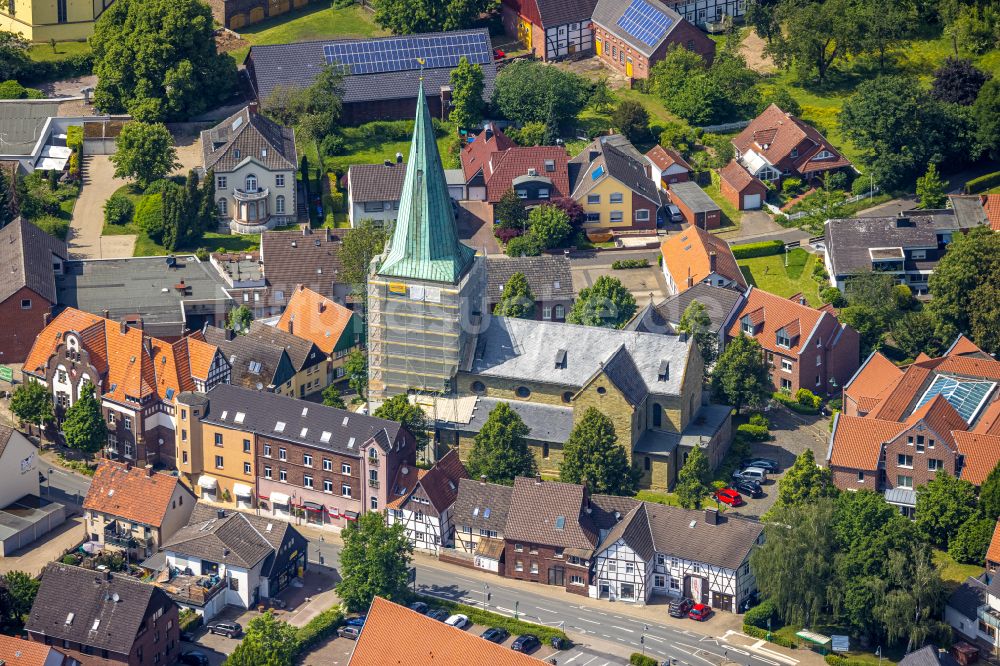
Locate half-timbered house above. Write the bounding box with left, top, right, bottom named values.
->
left=386, top=450, right=468, bottom=554
left=591, top=503, right=763, bottom=611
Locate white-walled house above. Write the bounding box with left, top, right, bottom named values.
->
left=0, top=426, right=40, bottom=508
left=386, top=450, right=467, bottom=554
left=202, top=106, right=298, bottom=234
left=590, top=504, right=763, bottom=612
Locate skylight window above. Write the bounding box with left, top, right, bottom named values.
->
left=301, top=407, right=308, bottom=417
left=275, top=421, right=286, bottom=432
left=220, top=410, right=228, bottom=420
left=65, top=612, right=74, bottom=626
left=914, top=375, right=997, bottom=423
left=473, top=507, right=480, bottom=516
left=555, top=516, right=565, bottom=529
left=91, top=619, right=101, bottom=631
left=591, top=165, right=605, bottom=180
left=483, top=508, right=491, bottom=518
left=300, top=428, right=308, bottom=438
left=248, top=361, right=262, bottom=374
left=342, top=416, right=350, bottom=426
left=234, top=412, right=246, bottom=424
left=320, top=431, right=332, bottom=443
left=347, top=437, right=356, bottom=448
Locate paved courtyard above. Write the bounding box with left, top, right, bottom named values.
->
left=570, top=256, right=669, bottom=310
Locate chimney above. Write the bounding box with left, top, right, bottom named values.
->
left=686, top=274, right=694, bottom=288
left=125, top=461, right=133, bottom=471
left=225, top=327, right=235, bottom=341
left=318, top=301, right=325, bottom=314
left=102, top=309, right=110, bottom=319
left=301, top=224, right=311, bottom=235
left=483, top=122, right=493, bottom=141
left=704, top=507, right=719, bottom=525
left=217, top=509, right=226, bottom=519
left=288, top=319, right=293, bottom=335
left=479, top=474, right=487, bottom=485
left=144, top=464, right=153, bottom=477
left=119, top=320, right=128, bottom=335
left=709, top=251, right=717, bottom=273
left=396, top=152, right=403, bottom=164
left=535, top=474, right=542, bottom=485
left=325, top=228, right=332, bottom=242
left=247, top=102, right=258, bottom=116
left=43, top=311, right=51, bottom=326
left=105, top=569, right=113, bottom=581
left=678, top=332, right=688, bottom=343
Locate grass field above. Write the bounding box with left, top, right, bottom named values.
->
left=738, top=248, right=822, bottom=306
left=933, top=548, right=983, bottom=587
left=228, top=3, right=383, bottom=62
left=705, top=170, right=742, bottom=230
left=27, top=40, right=91, bottom=62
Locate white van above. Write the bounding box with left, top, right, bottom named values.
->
left=733, top=466, right=768, bottom=483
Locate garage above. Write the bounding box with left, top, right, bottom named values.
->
left=719, top=161, right=768, bottom=212
left=743, top=193, right=761, bottom=209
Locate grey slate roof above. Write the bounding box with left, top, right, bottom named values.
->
left=669, top=181, right=721, bottom=214
left=461, top=397, right=575, bottom=444
left=884, top=487, right=917, bottom=507
left=246, top=29, right=497, bottom=105
left=260, top=228, right=348, bottom=299
left=201, top=106, right=296, bottom=173
left=26, top=564, right=173, bottom=657
left=570, top=137, right=660, bottom=203
left=244, top=320, right=324, bottom=372
left=900, top=646, right=960, bottom=666
left=592, top=0, right=686, bottom=57
left=505, top=477, right=598, bottom=550
left=0, top=217, right=67, bottom=304
left=0, top=426, right=13, bottom=461
left=0, top=101, right=61, bottom=155
left=533, top=0, right=599, bottom=26
left=824, top=215, right=943, bottom=277
left=348, top=162, right=407, bottom=203
left=589, top=494, right=641, bottom=533
left=451, top=477, right=513, bottom=533
left=628, top=283, right=744, bottom=336
left=947, top=575, right=988, bottom=619
left=196, top=384, right=402, bottom=457
left=203, top=325, right=293, bottom=391
left=470, top=317, right=692, bottom=397
left=602, top=345, right=649, bottom=406
left=485, top=255, right=574, bottom=303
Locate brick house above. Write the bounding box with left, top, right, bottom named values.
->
left=26, top=564, right=179, bottom=666
left=718, top=160, right=768, bottom=211
left=592, top=0, right=715, bottom=81
left=726, top=287, right=860, bottom=397
left=484, top=255, right=574, bottom=322
left=659, top=224, right=746, bottom=295
left=0, top=634, right=74, bottom=666
left=450, top=477, right=514, bottom=574
left=501, top=0, right=597, bottom=61
left=646, top=145, right=694, bottom=188
left=460, top=125, right=571, bottom=206
left=206, top=0, right=314, bottom=30
left=667, top=181, right=722, bottom=229
left=0, top=217, right=67, bottom=364
left=987, top=522, right=1000, bottom=573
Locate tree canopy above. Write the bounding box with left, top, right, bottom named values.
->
left=675, top=447, right=711, bottom=509
left=10, top=381, right=53, bottom=433
left=527, top=204, right=572, bottom=250
left=678, top=300, right=717, bottom=368
left=567, top=276, right=637, bottom=329
left=611, top=100, right=650, bottom=143
left=559, top=407, right=638, bottom=496
left=262, top=65, right=343, bottom=144
left=916, top=162, right=946, bottom=209
left=775, top=449, right=837, bottom=508
left=336, top=511, right=413, bottom=612
left=321, top=385, right=345, bottom=409
left=0, top=31, right=30, bottom=83
left=373, top=0, right=497, bottom=34
left=914, top=472, right=978, bottom=549
left=931, top=57, right=992, bottom=106
left=492, top=61, right=589, bottom=130
left=710, top=334, right=770, bottom=413
left=226, top=305, right=254, bottom=335
left=344, top=350, right=368, bottom=400
left=341, top=220, right=389, bottom=288
left=224, top=612, right=299, bottom=666
left=466, top=402, right=536, bottom=485
left=928, top=226, right=1000, bottom=353
left=110, top=122, right=179, bottom=189
left=449, top=57, right=486, bottom=130
left=494, top=272, right=535, bottom=319
left=62, top=381, right=107, bottom=458
left=374, top=394, right=429, bottom=456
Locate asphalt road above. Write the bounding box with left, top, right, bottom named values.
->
left=42, top=463, right=92, bottom=510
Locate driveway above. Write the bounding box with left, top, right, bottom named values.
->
left=571, top=257, right=668, bottom=309
left=67, top=154, right=134, bottom=259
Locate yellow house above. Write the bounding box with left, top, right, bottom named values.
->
left=1, top=0, right=111, bottom=41
left=569, top=135, right=661, bottom=233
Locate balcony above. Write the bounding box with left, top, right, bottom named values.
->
left=104, top=521, right=148, bottom=549
left=157, top=571, right=226, bottom=608
left=368, top=479, right=380, bottom=489
left=979, top=604, right=1000, bottom=630
left=233, top=187, right=269, bottom=202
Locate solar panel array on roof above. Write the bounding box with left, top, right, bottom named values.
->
left=915, top=375, right=997, bottom=423
left=616, top=0, right=675, bottom=47
left=323, top=33, right=492, bottom=75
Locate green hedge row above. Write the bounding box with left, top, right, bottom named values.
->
left=825, top=655, right=874, bottom=666
left=737, top=423, right=769, bottom=441
left=743, top=624, right=798, bottom=649
left=296, top=607, right=344, bottom=653
left=23, top=53, right=94, bottom=84
left=772, top=392, right=821, bottom=415
left=612, top=259, right=650, bottom=269
left=412, top=594, right=569, bottom=646
left=631, top=654, right=659, bottom=666
left=732, top=240, right=784, bottom=259
left=964, top=170, right=1000, bottom=194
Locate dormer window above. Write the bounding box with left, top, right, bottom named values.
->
left=790, top=148, right=798, bottom=158
left=814, top=150, right=833, bottom=160
left=544, top=159, right=555, bottom=172
left=234, top=149, right=241, bottom=159
left=741, top=316, right=754, bottom=335
left=776, top=329, right=791, bottom=348
left=658, top=360, right=670, bottom=382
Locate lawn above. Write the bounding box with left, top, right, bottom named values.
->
left=705, top=170, right=741, bottom=230
left=27, top=40, right=92, bottom=62
left=228, top=3, right=384, bottom=62
left=933, top=549, right=983, bottom=588
left=132, top=231, right=259, bottom=258
left=318, top=121, right=460, bottom=176
left=738, top=248, right=822, bottom=306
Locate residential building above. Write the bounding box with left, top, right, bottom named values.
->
left=829, top=337, right=1000, bottom=516
left=982, top=193, right=1000, bottom=231
left=157, top=503, right=307, bottom=620
left=203, top=322, right=328, bottom=398
left=0, top=217, right=67, bottom=364
left=274, top=285, right=364, bottom=385
left=0, top=425, right=41, bottom=508
left=646, top=145, right=694, bottom=188
left=346, top=161, right=406, bottom=228
left=592, top=0, right=715, bottom=80
left=897, top=646, right=961, bottom=666
left=449, top=477, right=514, bottom=574
left=257, top=227, right=350, bottom=314
left=460, top=126, right=571, bottom=205
left=0, top=635, right=74, bottom=666
left=175, top=384, right=416, bottom=528
left=591, top=503, right=763, bottom=611
left=25, top=564, right=179, bottom=666
left=246, top=30, right=497, bottom=124
left=202, top=106, right=297, bottom=233
left=660, top=0, right=747, bottom=28
left=946, top=572, right=1000, bottom=655
left=83, top=460, right=196, bottom=561
left=731, top=104, right=852, bottom=186
left=0, top=0, right=112, bottom=41
left=500, top=0, right=596, bottom=61
left=570, top=135, right=661, bottom=232
left=208, top=0, right=317, bottom=30
left=987, top=520, right=1000, bottom=573
left=660, top=225, right=746, bottom=295
left=503, top=477, right=598, bottom=595
left=949, top=194, right=989, bottom=229
left=727, top=287, right=860, bottom=396
left=485, top=255, right=574, bottom=321
left=349, top=596, right=544, bottom=665
left=625, top=282, right=745, bottom=357
left=668, top=182, right=722, bottom=229
left=0, top=425, right=67, bottom=556
left=718, top=160, right=767, bottom=211
left=386, top=449, right=468, bottom=554
left=23, top=308, right=231, bottom=467
left=461, top=123, right=514, bottom=201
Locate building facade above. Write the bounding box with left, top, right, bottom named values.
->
left=386, top=449, right=467, bottom=554
left=570, top=136, right=661, bottom=233
left=0, top=0, right=112, bottom=41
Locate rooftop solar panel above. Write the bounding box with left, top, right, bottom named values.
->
left=323, top=32, right=492, bottom=75
left=914, top=375, right=997, bottom=424
left=616, top=0, right=674, bottom=47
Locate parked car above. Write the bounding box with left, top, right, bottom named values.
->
left=493, top=48, right=505, bottom=60
left=427, top=609, right=450, bottom=621
left=713, top=488, right=744, bottom=507
left=733, top=478, right=764, bottom=498
left=207, top=622, right=242, bottom=638
left=740, top=458, right=781, bottom=473
left=179, top=652, right=210, bottom=666
left=345, top=615, right=366, bottom=627
left=669, top=598, right=693, bottom=618
left=512, top=634, right=541, bottom=653
left=337, top=626, right=361, bottom=640
left=482, top=627, right=510, bottom=644
left=667, top=204, right=684, bottom=223
left=409, top=601, right=429, bottom=614
left=445, top=614, right=469, bottom=629
left=689, top=604, right=713, bottom=621
left=732, top=466, right=768, bottom=483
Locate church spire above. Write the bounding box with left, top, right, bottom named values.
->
left=377, top=80, right=475, bottom=284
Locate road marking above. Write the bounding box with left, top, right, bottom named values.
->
left=495, top=606, right=515, bottom=614
left=564, top=654, right=580, bottom=663
left=674, top=645, right=695, bottom=655
left=645, top=635, right=664, bottom=643
left=755, top=659, right=779, bottom=665
left=612, top=625, right=635, bottom=633
left=536, top=606, right=558, bottom=614
left=577, top=617, right=601, bottom=625
left=581, top=657, right=597, bottom=666
left=728, top=648, right=749, bottom=655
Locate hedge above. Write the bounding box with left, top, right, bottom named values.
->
left=825, top=655, right=876, bottom=666
left=178, top=608, right=202, bottom=633
left=295, top=607, right=344, bottom=653
left=104, top=193, right=134, bottom=226
left=631, top=654, right=659, bottom=666
left=22, top=53, right=94, bottom=84
left=743, top=599, right=777, bottom=629
left=732, top=240, right=784, bottom=259
left=964, top=170, right=1000, bottom=194
left=743, top=624, right=798, bottom=649
left=612, top=259, right=650, bottom=269
left=412, top=593, right=569, bottom=646
left=737, top=423, right=769, bottom=441
left=772, top=392, right=820, bottom=415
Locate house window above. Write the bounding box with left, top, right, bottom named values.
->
left=215, top=433, right=223, bottom=446
left=20, top=298, right=31, bottom=309
left=554, top=305, right=565, bottom=319
left=245, top=174, right=258, bottom=192
left=916, top=440, right=925, bottom=453
left=816, top=355, right=822, bottom=367
left=928, top=459, right=942, bottom=471
left=610, top=192, right=624, bottom=204
left=781, top=359, right=793, bottom=373
left=243, top=462, right=251, bottom=475
left=342, top=462, right=351, bottom=474
left=342, top=484, right=352, bottom=497
left=217, top=197, right=228, bottom=216
left=780, top=378, right=792, bottom=391
left=279, top=469, right=287, bottom=482
left=790, top=148, right=799, bottom=158
left=323, top=459, right=332, bottom=471
left=264, top=466, right=272, bottom=479
left=776, top=330, right=791, bottom=348
left=56, top=0, right=67, bottom=22
left=544, top=160, right=555, bottom=172
left=108, top=412, right=115, bottom=425
left=612, top=45, right=617, bottom=59
left=217, top=176, right=227, bottom=189
left=741, top=317, right=754, bottom=335
left=279, top=448, right=287, bottom=461
left=928, top=439, right=935, bottom=448
left=371, top=496, right=378, bottom=510
left=303, top=453, right=313, bottom=467
left=610, top=211, right=623, bottom=223
left=304, top=475, right=313, bottom=489
left=857, top=471, right=865, bottom=483
left=626, top=562, right=634, bottom=574
left=587, top=194, right=600, bottom=204
left=215, top=455, right=224, bottom=469
left=243, top=439, right=251, bottom=453
left=323, top=480, right=333, bottom=493
left=275, top=174, right=285, bottom=187
left=635, top=209, right=650, bottom=221
left=515, top=560, right=524, bottom=572
left=264, top=444, right=271, bottom=457
left=123, top=416, right=132, bottom=431
left=897, top=454, right=913, bottom=468
left=670, top=578, right=680, bottom=590
left=608, top=562, right=617, bottom=573
left=571, top=575, right=585, bottom=586
left=515, top=544, right=523, bottom=552
left=586, top=212, right=601, bottom=222
left=276, top=195, right=286, bottom=214
left=543, top=306, right=552, bottom=320
left=897, top=475, right=913, bottom=488
left=539, top=188, right=550, bottom=199
left=183, top=451, right=189, bottom=464
left=530, top=562, right=539, bottom=574
left=516, top=189, right=528, bottom=199
left=364, top=201, right=385, bottom=213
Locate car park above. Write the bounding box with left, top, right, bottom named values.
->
left=669, top=598, right=693, bottom=618
left=427, top=609, right=450, bottom=621
left=689, top=604, right=713, bottom=621
left=732, top=466, right=768, bottom=483
left=713, top=488, right=744, bottom=506
left=179, top=652, right=210, bottom=666
left=207, top=622, right=242, bottom=638
left=345, top=615, right=366, bottom=627
left=733, top=478, right=764, bottom=498
left=338, top=626, right=362, bottom=640
left=408, top=601, right=429, bottom=614
left=445, top=614, right=469, bottom=629
left=481, top=627, right=510, bottom=643
left=740, top=458, right=781, bottom=473
left=512, top=635, right=541, bottom=653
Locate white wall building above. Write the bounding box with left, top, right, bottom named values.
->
left=386, top=450, right=467, bottom=555
left=0, top=426, right=40, bottom=507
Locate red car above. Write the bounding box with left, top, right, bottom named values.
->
left=714, top=488, right=744, bottom=507
left=493, top=48, right=505, bottom=60
left=689, top=604, right=713, bottom=621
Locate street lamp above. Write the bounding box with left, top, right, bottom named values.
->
left=514, top=600, right=519, bottom=621
left=483, top=583, right=490, bottom=609
left=641, top=624, right=649, bottom=657
left=46, top=468, right=53, bottom=496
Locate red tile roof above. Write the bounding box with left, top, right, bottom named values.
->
left=0, top=635, right=68, bottom=666
left=350, top=597, right=546, bottom=665
left=947, top=334, right=989, bottom=358
left=726, top=287, right=829, bottom=356
left=461, top=123, right=514, bottom=182
left=973, top=399, right=1000, bottom=436
left=484, top=146, right=571, bottom=203
left=844, top=352, right=904, bottom=409
left=732, top=104, right=851, bottom=176
left=870, top=362, right=938, bottom=422
left=276, top=286, right=357, bottom=355
left=646, top=144, right=693, bottom=173
left=987, top=520, right=1000, bottom=564
left=829, top=414, right=906, bottom=470
left=660, top=225, right=746, bottom=291
left=982, top=194, right=1000, bottom=232
left=954, top=431, right=1000, bottom=486
left=718, top=159, right=764, bottom=192
left=84, top=460, right=192, bottom=528
left=905, top=394, right=966, bottom=450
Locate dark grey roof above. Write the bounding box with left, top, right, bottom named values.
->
left=669, top=181, right=720, bottom=215
left=624, top=302, right=675, bottom=335
left=948, top=575, right=988, bottom=619
left=245, top=320, right=324, bottom=372
left=246, top=29, right=497, bottom=105
left=884, top=487, right=917, bottom=507
left=602, top=344, right=649, bottom=406
left=824, top=215, right=943, bottom=277
left=505, top=477, right=598, bottom=550
left=260, top=228, right=348, bottom=299
left=201, top=106, right=296, bottom=173
left=201, top=384, right=402, bottom=457
left=601, top=504, right=656, bottom=561
left=203, top=326, right=293, bottom=391
left=533, top=0, right=599, bottom=26
left=948, top=196, right=989, bottom=229
left=900, top=646, right=960, bottom=666
left=589, top=494, right=641, bottom=532
left=592, top=0, right=685, bottom=57
left=451, top=477, right=513, bottom=533
left=461, top=397, right=574, bottom=444
left=0, top=101, right=61, bottom=155
left=0, top=425, right=14, bottom=460
left=0, top=217, right=67, bottom=304
left=348, top=162, right=407, bottom=203
left=634, top=283, right=744, bottom=336
left=485, top=255, right=574, bottom=303
left=570, top=137, right=659, bottom=203
left=26, top=564, right=173, bottom=656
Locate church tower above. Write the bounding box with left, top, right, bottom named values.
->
left=366, top=81, right=486, bottom=402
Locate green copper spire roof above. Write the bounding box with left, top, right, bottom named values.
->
left=377, top=80, right=475, bottom=284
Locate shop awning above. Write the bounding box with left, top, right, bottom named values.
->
left=344, top=510, right=360, bottom=520
left=303, top=501, right=324, bottom=513
left=232, top=483, right=253, bottom=498
left=258, top=493, right=269, bottom=500
left=270, top=492, right=290, bottom=505
left=197, top=475, right=218, bottom=489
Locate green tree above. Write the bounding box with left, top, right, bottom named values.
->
left=677, top=300, right=717, bottom=368
left=979, top=461, right=1000, bottom=522
left=891, top=311, right=942, bottom=359
left=90, top=0, right=236, bottom=120
left=589, top=77, right=617, bottom=114
left=776, top=449, right=837, bottom=507
left=226, top=305, right=254, bottom=335
left=559, top=407, right=638, bottom=496
left=675, top=446, right=711, bottom=509
left=344, top=349, right=367, bottom=400
left=759, top=86, right=802, bottom=116
left=321, top=384, right=345, bottom=409
left=527, top=204, right=572, bottom=249
left=764, top=0, right=858, bottom=83
left=0, top=570, right=39, bottom=630
left=710, top=335, right=769, bottom=413
left=341, top=220, right=389, bottom=289
left=0, top=31, right=31, bottom=82
left=224, top=611, right=299, bottom=666
left=0, top=167, right=12, bottom=228
left=466, top=402, right=536, bottom=485
left=567, top=276, right=637, bottom=329
left=928, top=226, right=1000, bottom=353
left=494, top=272, right=535, bottom=319
left=372, top=0, right=497, bottom=34
left=975, top=78, right=1000, bottom=159
left=856, top=0, right=909, bottom=71
left=374, top=394, right=429, bottom=457
left=449, top=57, right=485, bottom=129
left=110, top=122, right=179, bottom=189
left=336, top=511, right=413, bottom=612
left=198, top=169, right=217, bottom=233
left=611, top=100, right=650, bottom=144
left=916, top=163, right=947, bottom=209
left=263, top=65, right=343, bottom=145
left=839, top=272, right=900, bottom=356
left=62, top=380, right=107, bottom=459
left=915, top=472, right=978, bottom=548
left=494, top=188, right=528, bottom=231
left=10, top=381, right=53, bottom=435
left=931, top=57, right=991, bottom=106
left=492, top=60, right=589, bottom=128
left=948, top=516, right=995, bottom=565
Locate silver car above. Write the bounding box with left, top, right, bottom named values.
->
left=666, top=204, right=684, bottom=223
